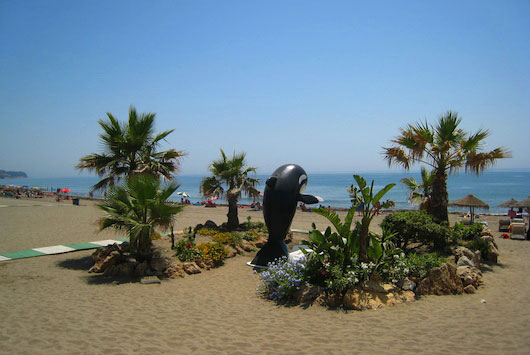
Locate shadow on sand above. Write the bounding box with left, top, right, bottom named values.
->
left=56, top=256, right=138, bottom=285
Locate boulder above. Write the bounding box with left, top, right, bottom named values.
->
left=234, top=245, right=245, bottom=254
left=456, top=256, right=474, bottom=268
left=481, top=234, right=498, bottom=250
left=362, top=280, right=396, bottom=293
left=457, top=266, right=482, bottom=288
left=204, top=220, right=218, bottom=229
left=399, top=278, right=416, bottom=291
left=182, top=262, right=202, bottom=274
left=254, top=237, right=268, bottom=248
left=225, top=246, right=238, bottom=258
left=454, top=246, right=480, bottom=268
left=89, top=250, right=121, bottom=273
left=135, top=261, right=151, bottom=278
left=294, top=284, right=323, bottom=304
left=487, top=247, right=499, bottom=263
left=195, top=259, right=214, bottom=270
left=416, top=263, right=464, bottom=296
left=343, top=285, right=415, bottom=310
left=464, top=285, right=476, bottom=294
left=165, top=264, right=186, bottom=278
left=150, top=257, right=171, bottom=274
left=241, top=240, right=254, bottom=252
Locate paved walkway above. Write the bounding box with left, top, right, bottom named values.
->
left=0, top=238, right=128, bottom=262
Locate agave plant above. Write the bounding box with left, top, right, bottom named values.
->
left=97, top=175, right=184, bottom=261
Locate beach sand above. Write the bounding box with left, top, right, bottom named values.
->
left=1, top=197, right=529, bottom=354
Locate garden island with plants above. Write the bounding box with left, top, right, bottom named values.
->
left=82, top=108, right=509, bottom=310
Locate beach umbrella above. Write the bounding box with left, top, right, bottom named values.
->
left=498, top=198, right=520, bottom=208
left=515, top=196, right=530, bottom=208
left=449, top=194, right=489, bottom=224
left=176, top=191, right=190, bottom=198
left=61, top=188, right=71, bottom=193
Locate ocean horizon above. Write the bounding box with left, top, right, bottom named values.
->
left=1, top=171, right=528, bottom=214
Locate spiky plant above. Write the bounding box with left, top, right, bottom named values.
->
left=401, top=167, right=434, bottom=213
left=97, top=175, right=184, bottom=261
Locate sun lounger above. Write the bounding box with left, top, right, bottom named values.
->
left=510, top=222, right=526, bottom=238
left=498, top=219, right=511, bottom=232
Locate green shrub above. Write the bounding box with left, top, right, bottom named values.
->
left=174, top=239, right=203, bottom=262
left=467, top=238, right=491, bottom=259
left=257, top=257, right=307, bottom=302
left=451, top=223, right=484, bottom=241
left=381, top=211, right=450, bottom=249
left=403, top=253, right=446, bottom=279
left=242, top=230, right=260, bottom=241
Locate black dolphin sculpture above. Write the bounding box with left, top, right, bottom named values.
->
left=250, top=164, right=319, bottom=267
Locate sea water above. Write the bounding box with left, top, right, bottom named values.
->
left=1, top=171, right=528, bottom=214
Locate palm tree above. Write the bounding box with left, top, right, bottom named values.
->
left=77, top=106, right=186, bottom=192
left=201, top=149, right=260, bottom=230
left=97, top=175, right=184, bottom=261
left=384, top=111, right=510, bottom=222
left=401, top=167, right=434, bottom=213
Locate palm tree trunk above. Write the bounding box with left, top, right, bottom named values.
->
left=431, top=169, right=449, bottom=222
left=226, top=194, right=239, bottom=230
left=359, top=221, right=370, bottom=262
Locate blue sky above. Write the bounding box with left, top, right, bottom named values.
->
left=1, top=0, right=528, bottom=177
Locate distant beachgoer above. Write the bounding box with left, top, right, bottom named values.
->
left=508, top=208, right=517, bottom=218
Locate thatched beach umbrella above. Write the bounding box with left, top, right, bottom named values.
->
left=498, top=198, right=520, bottom=208
left=449, top=194, right=489, bottom=224
left=515, top=196, right=530, bottom=208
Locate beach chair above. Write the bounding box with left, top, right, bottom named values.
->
left=498, top=219, right=510, bottom=232
left=510, top=221, right=526, bottom=239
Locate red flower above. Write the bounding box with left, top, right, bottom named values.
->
left=321, top=270, right=326, bottom=276
left=187, top=243, right=192, bottom=248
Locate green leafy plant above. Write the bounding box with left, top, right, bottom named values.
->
left=348, top=175, right=395, bottom=261
left=174, top=239, right=203, bottom=262
left=403, top=253, right=446, bottom=279
left=381, top=211, right=450, bottom=250
left=451, top=222, right=484, bottom=241
left=467, top=238, right=491, bottom=259
left=257, top=257, right=307, bottom=302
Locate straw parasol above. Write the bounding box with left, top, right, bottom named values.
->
left=498, top=198, right=520, bottom=208
left=449, top=194, right=489, bottom=224
left=515, top=196, right=530, bottom=208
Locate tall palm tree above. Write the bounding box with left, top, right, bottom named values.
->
left=97, top=175, right=184, bottom=261
left=401, top=167, right=434, bottom=213
left=383, top=111, right=510, bottom=222
left=201, top=149, right=260, bottom=230
left=77, top=106, right=186, bottom=192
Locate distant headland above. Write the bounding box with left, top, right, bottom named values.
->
left=0, top=170, right=27, bottom=179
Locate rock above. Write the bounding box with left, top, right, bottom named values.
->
left=165, top=264, right=186, bottom=278
left=416, top=263, right=464, bottom=296
left=457, top=266, right=482, bottom=288
left=473, top=250, right=482, bottom=269
left=140, top=275, right=161, bottom=284
left=182, top=262, right=202, bottom=274
left=195, top=259, right=214, bottom=270
left=89, top=250, right=121, bottom=273
left=464, top=285, right=476, bottom=294
left=135, top=261, right=151, bottom=278
left=481, top=234, right=498, bottom=250
left=399, top=278, right=416, bottom=291
left=343, top=283, right=415, bottom=310
left=241, top=240, right=254, bottom=252
left=454, top=246, right=480, bottom=268
left=204, top=220, right=217, bottom=229
left=150, top=257, right=171, bottom=274
left=362, top=280, right=396, bottom=293
left=113, top=262, right=135, bottom=277
left=234, top=245, right=245, bottom=254
left=456, top=256, right=474, bottom=268
left=487, top=248, right=499, bottom=263
left=225, top=246, right=238, bottom=258
left=325, top=293, right=344, bottom=308
left=254, top=237, right=268, bottom=248
left=294, top=284, right=322, bottom=304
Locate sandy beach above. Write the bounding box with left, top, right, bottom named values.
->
left=1, top=196, right=529, bottom=354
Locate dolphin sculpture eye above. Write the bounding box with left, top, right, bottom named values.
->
left=299, top=174, right=307, bottom=193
